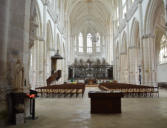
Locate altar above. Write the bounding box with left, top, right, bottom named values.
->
left=68, top=59, right=113, bottom=81
left=85, top=79, right=96, bottom=85
left=88, top=91, right=123, bottom=114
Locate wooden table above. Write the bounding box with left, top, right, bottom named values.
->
left=88, top=91, right=123, bottom=114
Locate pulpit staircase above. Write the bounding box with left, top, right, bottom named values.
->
left=46, top=70, right=61, bottom=86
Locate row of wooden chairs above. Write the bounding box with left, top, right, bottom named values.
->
left=35, top=83, right=86, bottom=98
left=99, top=82, right=159, bottom=97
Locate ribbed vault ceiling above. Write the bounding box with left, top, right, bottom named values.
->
left=65, top=0, right=115, bottom=34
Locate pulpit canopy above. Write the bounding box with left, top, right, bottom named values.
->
left=51, top=50, right=63, bottom=60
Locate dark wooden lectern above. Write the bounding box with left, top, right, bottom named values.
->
left=88, top=91, right=123, bottom=114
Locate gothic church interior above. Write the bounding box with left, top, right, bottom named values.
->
left=0, top=0, right=167, bottom=128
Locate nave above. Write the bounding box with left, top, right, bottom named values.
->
left=1, top=0, right=167, bottom=127
left=7, top=87, right=167, bottom=128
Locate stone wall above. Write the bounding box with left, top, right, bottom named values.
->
left=0, top=0, right=31, bottom=124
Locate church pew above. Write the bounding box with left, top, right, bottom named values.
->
left=35, top=83, right=86, bottom=98
left=98, top=82, right=159, bottom=97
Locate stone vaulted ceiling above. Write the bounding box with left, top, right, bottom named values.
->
left=65, top=0, right=115, bottom=35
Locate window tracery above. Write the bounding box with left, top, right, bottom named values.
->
left=122, top=0, right=127, bottom=19
left=87, top=33, right=93, bottom=53
left=79, top=32, right=83, bottom=53
left=96, top=33, right=101, bottom=53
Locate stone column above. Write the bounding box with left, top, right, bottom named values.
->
left=131, top=47, right=139, bottom=84
left=75, top=35, right=78, bottom=54
left=115, top=55, right=120, bottom=82
left=113, top=40, right=116, bottom=80
left=142, top=34, right=156, bottom=86
left=39, top=40, right=45, bottom=86
left=43, top=0, right=48, bottom=86
left=0, top=0, right=31, bottom=120
left=138, top=0, right=144, bottom=85
left=163, top=0, right=167, bottom=32
left=129, top=47, right=137, bottom=84
left=0, top=0, right=10, bottom=115
left=70, top=35, right=73, bottom=61
left=71, top=35, right=75, bottom=60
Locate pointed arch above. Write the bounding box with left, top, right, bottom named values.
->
left=29, top=1, right=43, bottom=89
left=130, top=18, right=140, bottom=48
left=30, top=0, right=42, bottom=37
left=143, top=0, right=166, bottom=84
left=119, top=32, right=128, bottom=83
left=129, top=18, right=140, bottom=84
left=46, top=21, right=54, bottom=51
left=144, top=0, right=164, bottom=34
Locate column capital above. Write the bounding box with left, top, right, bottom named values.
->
left=142, top=33, right=155, bottom=39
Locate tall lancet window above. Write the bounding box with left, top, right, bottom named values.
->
left=79, top=32, right=83, bottom=53
left=74, top=36, right=77, bottom=52
left=96, top=33, right=101, bottom=52
left=116, top=7, right=119, bottom=27
left=159, top=35, right=167, bottom=64
left=122, top=0, right=127, bottom=19
left=87, top=33, right=93, bottom=53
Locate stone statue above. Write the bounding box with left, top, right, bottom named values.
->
left=14, top=59, right=24, bottom=92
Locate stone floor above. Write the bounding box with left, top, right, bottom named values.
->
left=7, top=87, right=167, bottom=128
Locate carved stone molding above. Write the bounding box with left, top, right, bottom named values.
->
left=118, top=19, right=126, bottom=33
left=126, top=0, right=139, bottom=22
left=115, top=0, right=144, bottom=36
left=29, top=1, right=39, bottom=48
left=57, top=25, right=64, bottom=35
left=55, top=15, right=59, bottom=23
left=142, top=33, right=155, bottom=39
left=128, top=46, right=136, bottom=49
left=36, top=36, right=45, bottom=41
left=114, top=33, right=119, bottom=40
left=120, top=52, right=127, bottom=55
left=42, top=0, right=49, bottom=6
left=47, top=7, right=57, bottom=23
left=30, top=21, right=38, bottom=36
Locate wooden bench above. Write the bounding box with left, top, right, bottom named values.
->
left=35, top=83, right=86, bottom=98
left=98, top=82, right=159, bottom=98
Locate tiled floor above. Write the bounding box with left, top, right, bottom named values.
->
left=7, top=87, right=167, bottom=128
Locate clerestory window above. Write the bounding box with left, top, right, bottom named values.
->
left=87, top=33, right=93, bottom=53
left=79, top=32, right=83, bottom=53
